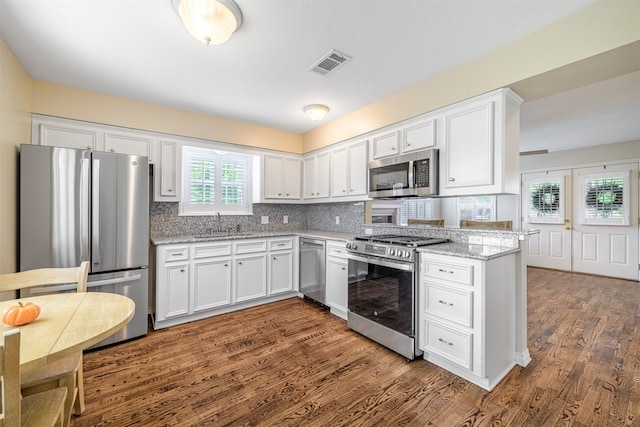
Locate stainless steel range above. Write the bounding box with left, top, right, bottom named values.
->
left=345, top=234, right=448, bottom=360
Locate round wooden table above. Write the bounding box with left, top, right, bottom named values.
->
left=0, top=292, right=135, bottom=373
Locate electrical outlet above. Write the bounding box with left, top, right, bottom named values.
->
left=365, top=228, right=373, bottom=235
left=283, top=215, right=288, bottom=224
left=261, top=216, right=269, bottom=224
left=335, top=216, right=340, bottom=225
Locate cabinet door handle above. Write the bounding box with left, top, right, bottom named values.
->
left=341, top=267, right=346, bottom=271
left=438, top=268, right=454, bottom=274
left=438, top=338, right=453, bottom=346
left=180, top=269, right=185, bottom=273
left=448, top=177, right=455, bottom=182
left=224, top=264, right=228, bottom=267
left=391, top=147, right=396, bottom=150
left=273, top=257, right=277, bottom=260
left=438, top=299, right=454, bottom=306
left=238, top=262, right=243, bottom=265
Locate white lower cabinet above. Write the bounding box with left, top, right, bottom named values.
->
left=193, top=258, right=231, bottom=312
left=235, top=253, right=267, bottom=302
left=153, top=236, right=297, bottom=329
left=325, top=240, right=348, bottom=320
left=419, top=252, right=516, bottom=391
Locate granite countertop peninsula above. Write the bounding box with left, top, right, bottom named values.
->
left=418, top=241, right=520, bottom=261
left=151, top=229, right=355, bottom=245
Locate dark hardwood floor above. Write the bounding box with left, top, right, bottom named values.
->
left=71, top=267, right=639, bottom=426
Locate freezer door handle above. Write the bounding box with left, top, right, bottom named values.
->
left=92, top=158, right=101, bottom=267
left=80, top=156, right=90, bottom=262
left=87, top=274, right=142, bottom=288
left=26, top=283, right=79, bottom=295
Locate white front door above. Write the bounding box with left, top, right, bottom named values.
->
left=522, top=170, right=572, bottom=271
left=572, top=163, right=639, bottom=281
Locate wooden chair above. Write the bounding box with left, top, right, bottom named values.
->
left=1, top=329, right=68, bottom=427
left=0, top=262, right=89, bottom=427
left=408, top=219, right=445, bottom=226
left=459, top=220, right=513, bottom=230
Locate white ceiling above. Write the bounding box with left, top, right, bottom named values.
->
left=1, top=0, right=638, bottom=153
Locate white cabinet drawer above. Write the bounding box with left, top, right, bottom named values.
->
left=193, top=243, right=232, bottom=259
left=424, top=320, right=473, bottom=370
left=423, top=260, right=473, bottom=285
left=268, top=238, right=293, bottom=251
left=164, top=247, right=189, bottom=261
left=235, top=239, right=267, bottom=254
left=327, top=243, right=347, bottom=258
left=425, top=283, right=473, bottom=327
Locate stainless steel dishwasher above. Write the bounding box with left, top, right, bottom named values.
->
left=299, top=237, right=326, bottom=304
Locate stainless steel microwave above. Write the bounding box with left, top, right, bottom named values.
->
left=368, top=148, right=439, bottom=198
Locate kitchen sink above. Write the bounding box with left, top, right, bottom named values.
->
left=188, top=232, right=258, bottom=240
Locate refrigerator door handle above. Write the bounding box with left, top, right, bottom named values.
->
left=92, top=158, right=101, bottom=267
left=88, top=274, right=142, bottom=288
left=80, top=157, right=90, bottom=262
left=26, top=283, right=79, bottom=295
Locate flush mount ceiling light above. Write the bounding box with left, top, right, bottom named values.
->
left=172, top=0, right=243, bottom=45
left=304, top=104, right=330, bottom=121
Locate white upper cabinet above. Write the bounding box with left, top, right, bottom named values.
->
left=104, top=130, right=153, bottom=160
left=371, top=129, right=400, bottom=159
left=303, top=152, right=330, bottom=199
left=402, top=118, right=436, bottom=153
left=440, top=89, right=523, bottom=196
left=372, top=116, right=437, bottom=159
left=154, top=139, right=181, bottom=201
left=330, top=139, right=368, bottom=198
left=263, top=155, right=301, bottom=200
left=32, top=115, right=154, bottom=161
left=32, top=116, right=99, bottom=151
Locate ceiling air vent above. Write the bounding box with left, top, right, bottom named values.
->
left=309, top=49, right=352, bottom=77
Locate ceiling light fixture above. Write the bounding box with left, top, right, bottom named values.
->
left=304, top=104, right=330, bottom=121
left=172, top=0, right=243, bottom=45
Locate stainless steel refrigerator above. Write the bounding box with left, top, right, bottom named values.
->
left=19, top=144, right=149, bottom=348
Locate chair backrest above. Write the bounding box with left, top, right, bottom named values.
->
left=1, top=329, right=22, bottom=427
left=0, top=261, right=89, bottom=293
left=408, top=219, right=445, bottom=226
left=459, top=220, right=513, bottom=230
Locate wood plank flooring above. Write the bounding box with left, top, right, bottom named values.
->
left=71, top=267, right=639, bottom=426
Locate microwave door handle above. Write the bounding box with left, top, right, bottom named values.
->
left=408, top=160, right=415, bottom=188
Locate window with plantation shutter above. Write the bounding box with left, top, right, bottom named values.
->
left=181, top=146, right=252, bottom=215
left=399, top=199, right=434, bottom=225
left=457, top=196, right=496, bottom=222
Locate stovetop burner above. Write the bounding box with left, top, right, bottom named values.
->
left=353, top=234, right=449, bottom=248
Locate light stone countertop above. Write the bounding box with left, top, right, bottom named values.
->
left=151, top=229, right=355, bottom=245
left=152, top=230, right=518, bottom=260
left=418, top=241, right=520, bottom=261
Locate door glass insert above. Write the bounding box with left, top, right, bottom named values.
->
left=580, top=171, right=630, bottom=226
left=528, top=177, right=564, bottom=224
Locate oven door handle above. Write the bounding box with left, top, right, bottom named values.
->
left=346, top=253, right=414, bottom=272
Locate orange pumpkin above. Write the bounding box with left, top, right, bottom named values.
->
left=2, top=301, right=41, bottom=326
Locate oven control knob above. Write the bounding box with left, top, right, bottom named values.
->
left=403, top=251, right=410, bottom=258
left=389, top=248, right=396, bottom=256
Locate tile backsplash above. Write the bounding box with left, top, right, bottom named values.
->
left=150, top=202, right=365, bottom=238
left=150, top=201, right=524, bottom=248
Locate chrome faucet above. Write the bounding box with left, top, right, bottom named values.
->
left=215, top=212, right=222, bottom=233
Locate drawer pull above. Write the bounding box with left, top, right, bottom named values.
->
left=277, top=243, right=286, bottom=247
left=171, top=253, right=184, bottom=257
left=438, top=338, right=454, bottom=346
left=438, top=268, right=454, bottom=274
left=438, top=299, right=454, bottom=306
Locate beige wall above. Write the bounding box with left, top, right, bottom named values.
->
left=0, top=39, right=33, bottom=273
left=31, top=81, right=303, bottom=154
left=520, top=140, right=640, bottom=172
left=302, top=0, right=640, bottom=152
